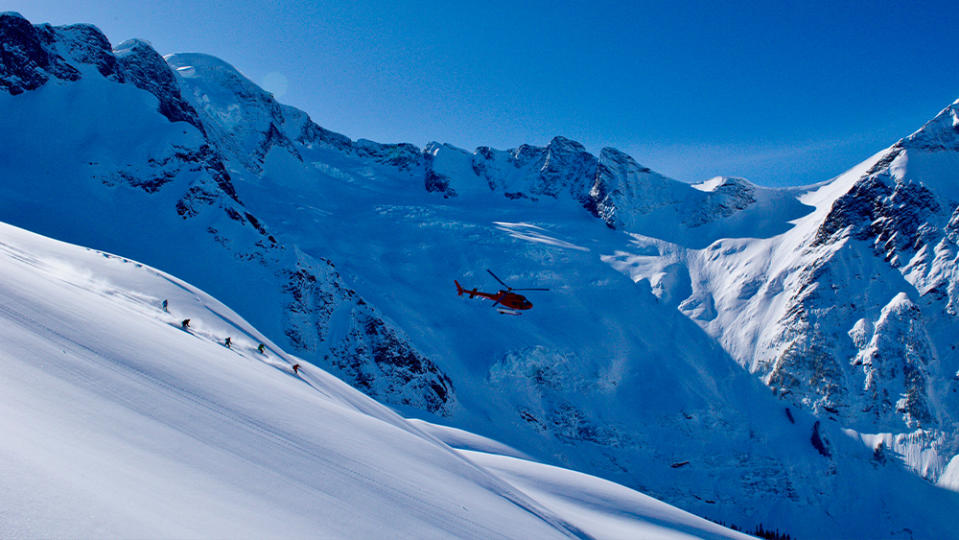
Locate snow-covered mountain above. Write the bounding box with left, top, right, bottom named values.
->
left=611, top=101, right=959, bottom=483
left=2, top=12, right=959, bottom=538
left=0, top=220, right=755, bottom=539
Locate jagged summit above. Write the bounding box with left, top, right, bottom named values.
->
left=164, top=48, right=773, bottom=233
left=544, top=134, right=588, bottom=154
left=0, top=12, right=80, bottom=94
left=166, top=51, right=243, bottom=73
left=692, top=176, right=755, bottom=192
left=163, top=48, right=795, bottom=238
left=166, top=52, right=297, bottom=170
left=903, top=98, right=959, bottom=151
left=164, top=47, right=783, bottom=232
left=114, top=37, right=154, bottom=51
left=597, top=145, right=651, bottom=169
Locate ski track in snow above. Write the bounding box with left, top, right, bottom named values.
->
left=0, top=220, right=751, bottom=539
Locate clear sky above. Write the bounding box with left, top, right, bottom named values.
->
left=8, top=0, right=959, bottom=186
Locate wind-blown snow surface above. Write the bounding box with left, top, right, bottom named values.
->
left=3, top=12, right=959, bottom=538
left=0, top=221, right=756, bottom=539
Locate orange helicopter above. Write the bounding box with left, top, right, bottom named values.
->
left=455, top=270, right=549, bottom=314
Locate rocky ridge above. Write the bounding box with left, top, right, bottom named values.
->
left=0, top=12, right=456, bottom=416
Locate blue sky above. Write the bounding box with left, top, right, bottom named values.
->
left=8, top=0, right=959, bottom=185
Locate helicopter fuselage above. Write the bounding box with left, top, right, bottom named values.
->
left=455, top=281, right=533, bottom=310
left=482, top=289, right=533, bottom=310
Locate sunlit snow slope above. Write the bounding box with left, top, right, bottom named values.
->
left=0, top=221, right=752, bottom=540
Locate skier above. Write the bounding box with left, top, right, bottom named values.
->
left=181, top=318, right=191, bottom=329
left=224, top=337, right=232, bottom=349
left=161, top=299, right=168, bottom=312
left=293, top=364, right=301, bottom=375
left=257, top=343, right=266, bottom=354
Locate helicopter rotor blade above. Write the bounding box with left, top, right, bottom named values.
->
left=486, top=269, right=510, bottom=290
left=489, top=291, right=506, bottom=309
left=511, top=287, right=550, bottom=292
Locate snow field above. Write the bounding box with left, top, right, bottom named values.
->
left=0, top=221, right=751, bottom=539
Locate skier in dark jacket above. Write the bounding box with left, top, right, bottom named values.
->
left=257, top=343, right=266, bottom=354
left=181, top=318, right=191, bottom=329
left=224, top=337, right=232, bottom=349
left=293, top=364, right=301, bottom=375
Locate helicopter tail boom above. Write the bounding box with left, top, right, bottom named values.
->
left=455, top=280, right=482, bottom=298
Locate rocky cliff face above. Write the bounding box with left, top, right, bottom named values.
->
left=656, top=102, right=959, bottom=483
left=0, top=13, right=80, bottom=94
left=780, top=104, right=959, bottom=430
left=114, top=39, right=204, bottom=130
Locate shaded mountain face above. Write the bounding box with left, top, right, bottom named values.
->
left=0, top=12, right=455, bottom=416
left=2, top=12, right=959, bottom=538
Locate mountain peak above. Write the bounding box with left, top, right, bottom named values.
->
left=546, top=135, right=587, bottom=153
left=0, top=12, right=81, bottom=94
left=114, top=37, right=154, bottom=53
left=598, top=146, right=645, bottom=170
left=691, top=176, right=755, bottom=192
left=0, top=10, right=25, bottom=21
left=901, top=97, right=959, bottom=152
left=166, top=52, right=242, bottom=76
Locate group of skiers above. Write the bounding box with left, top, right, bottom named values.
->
left=163, top=299, right=300, bottom=376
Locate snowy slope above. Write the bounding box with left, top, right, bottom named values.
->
left=3, top=12, right=959, bottom=539
left=161, top=47, right=959, bottom=538
left=0, top=13, right=455, bottom=417
left=609, top=103, right=959, bottom=486
left=0, top=220, right=759, bottom=540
